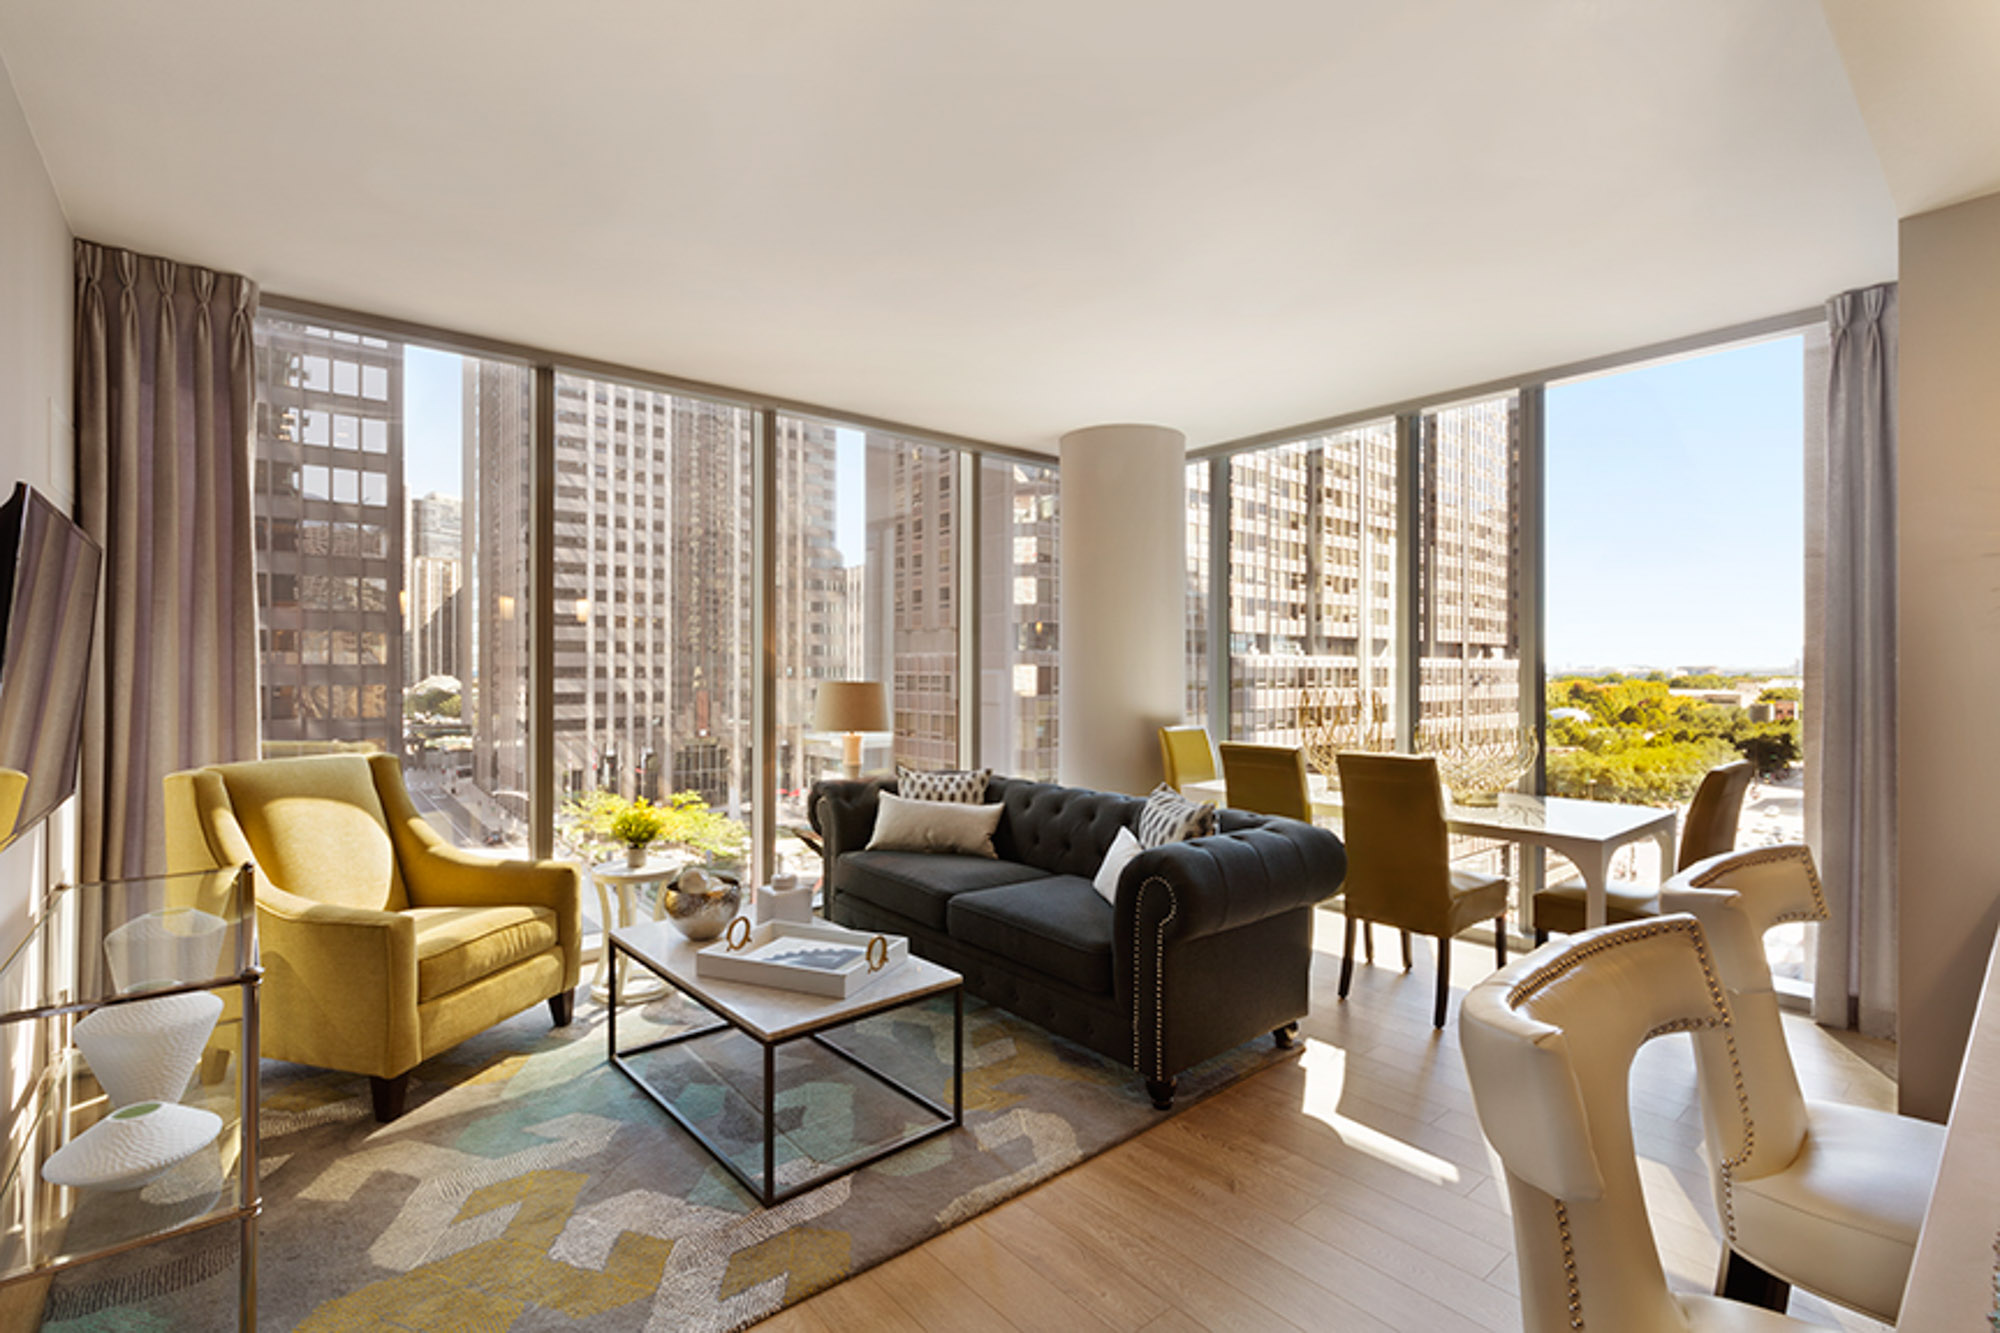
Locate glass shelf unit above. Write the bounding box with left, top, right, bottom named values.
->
left=0, top=866, right=260, bottom=1330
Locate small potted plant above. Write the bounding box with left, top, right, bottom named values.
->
left=609, top=797, right=666, bottom=868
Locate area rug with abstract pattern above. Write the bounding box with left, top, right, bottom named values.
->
left=42, top=985, right=1289, bottom=1331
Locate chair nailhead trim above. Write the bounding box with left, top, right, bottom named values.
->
left=1687, top=843, right=1829, bottom=924
left=1553, top=1198, right=1583, bottom=1329
left=1509, top=919, right=1758, bottom=1293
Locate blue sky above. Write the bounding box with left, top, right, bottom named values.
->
left=1545, top=335, right=1804, bottom=672
left=400, top=337, right=1808, bottom=673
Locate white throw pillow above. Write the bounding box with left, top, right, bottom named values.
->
left=867, top=791, right=1004, bottom=858
left=1092, top=826, right=1143, bottom=905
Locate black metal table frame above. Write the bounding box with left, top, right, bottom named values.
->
left=606, top=935, right=963, bottom=1207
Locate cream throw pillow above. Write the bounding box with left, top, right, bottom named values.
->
left=1092, top=826, right=1143, bottom=905
left=867, top=791, right=1004, bottom=858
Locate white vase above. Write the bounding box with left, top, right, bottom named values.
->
left=41, top=1101, right=223, bottom=1192
left=625, top=845, right=649, bottom=869
left=74, top=991, right=224, bottom=1107
left=103, top=908, right=228, bottom=995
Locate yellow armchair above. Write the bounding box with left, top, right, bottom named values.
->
left=164, top=753, right=581, bottom=1121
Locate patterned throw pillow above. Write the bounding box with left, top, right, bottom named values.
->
left=896, top=766, right=991, bottom=804
left=1137, top=784, right=1215, bottom=848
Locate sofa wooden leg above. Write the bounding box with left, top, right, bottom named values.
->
left=1717, top=1248, right=1790, bottom=1311
left=1273, top=1022, right=1300, bottom=1050
left=1145, top=1077, right=1178, bottom=1111
left=1433, top=940, right=1452, bottom=1029
left=548, top=989, right=575, bottom=1027
left=371, top=1072, right=411, bottom=1123
left=1339, top=915, right=1357, bottom=999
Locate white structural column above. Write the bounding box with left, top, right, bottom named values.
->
left=1059, top=424, right=1187, bottom=795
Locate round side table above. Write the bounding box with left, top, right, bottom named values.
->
left=588, top=855, right=689, bottom=1002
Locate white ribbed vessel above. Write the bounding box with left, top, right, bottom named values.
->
left=104, top=907, right=228, bottom=994
left=74, top=991, right=223, bottom=1107
left=41, top=1101, right=223, bottom=1192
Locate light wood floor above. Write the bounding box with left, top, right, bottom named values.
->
left=755, top=915, right=1897, bottom=1333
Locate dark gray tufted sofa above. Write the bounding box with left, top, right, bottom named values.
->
left=808, top=776, right=1347, bottom=1108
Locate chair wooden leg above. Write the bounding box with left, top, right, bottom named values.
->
left=1400, top=929, right=1414, bottom=972
left=1534, top=928, right=1549, bottom=947
left=1363, top=920, right=1375, bottom=964
left=1494, top=916, right=1508, bottom=968
left=1717, top=1248, right=1790, bottom=1311
left=548, top=989, right=575, bottom=1027
left=1433, top=938, right=1452, bottom=1029
left=1339, top=914, right=1357, bottom=999
left=370, top=1072, right=411, bottom=1123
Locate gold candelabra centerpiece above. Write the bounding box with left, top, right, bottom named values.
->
left=1416, top=726, right=1539, bottom=806
left=1296, top=685, right=1394, bottom=781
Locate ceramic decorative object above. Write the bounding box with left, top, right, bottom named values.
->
left=103, top=907, right=228, bottom=994
left=625, top=846, right=649, bottom=869
left=756, top=873, right=814, bottom=926
left=74, top=991, right=224, bottom=1107
left=661, top=867, right=743, bottom=942
left=41, top=1100, right=223, bottom=1192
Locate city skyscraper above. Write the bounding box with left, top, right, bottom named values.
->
left=252, top=319, right=405, bottom=753
left=406, top=491, right=462, bottom=685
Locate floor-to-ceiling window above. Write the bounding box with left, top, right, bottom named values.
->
left=1227, top=424, right=1400, bottom=753
left=978, top=455, right=1060, bottom=780
left=1546, top=334, right=1812, bottom=982
left=543, top=372, right=754, bottom=869
left=252, top=317, right=532, bottom=851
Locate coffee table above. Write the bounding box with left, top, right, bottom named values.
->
left=607, top=917, right=963, bottom=1207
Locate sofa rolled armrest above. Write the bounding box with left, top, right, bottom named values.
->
left=808, top=779, right=894, bottom=897
left=253, top=879, right=422, bottom=1078
left=1115, top=818, right=1346, bottom=947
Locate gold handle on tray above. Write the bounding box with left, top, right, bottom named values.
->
left=725, top=915, right=753, bottom=952
left=866, top=935, right=890, bottom=973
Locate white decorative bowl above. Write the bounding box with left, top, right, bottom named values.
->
left=104, top=908, right=228, bottom=994
left=42, top=1101, right=223, bottom=1192
left=75, top=991, right=224, bottom=1107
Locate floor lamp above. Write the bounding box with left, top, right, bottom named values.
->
left=813, top=681, right=889, bottom=780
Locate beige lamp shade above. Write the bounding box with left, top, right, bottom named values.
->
left=813, top=681, right=889, bottom=733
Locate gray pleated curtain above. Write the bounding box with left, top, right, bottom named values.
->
left=75, top=241, right=261, bottom=881
left=1816, top=283, right=1898, bottom=1038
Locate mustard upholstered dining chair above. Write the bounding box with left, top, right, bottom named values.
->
left=1335, top=752, right=1508, bottom=1028
left=1532, top=759, right=1755, bottom=942
left=1158, top=725, right=1217, bottom=792
left=1216, top=742, right=1310, bottom=820
left=164, top=752, right=582, bottom=1121
left=1662, top=844, right=1942, bottom=1324
left=1462, top=916, right=1822, bottom=1332
left=1222, top=741, right=1380, bottom=965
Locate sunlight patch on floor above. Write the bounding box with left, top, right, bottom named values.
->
left=1295, top=1039, right=1461, bottom=1186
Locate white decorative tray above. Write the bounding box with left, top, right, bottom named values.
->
left=695, top=920, right=907, bottom=998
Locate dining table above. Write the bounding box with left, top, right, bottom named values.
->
left=1182, top=775, right=1677, bottom=932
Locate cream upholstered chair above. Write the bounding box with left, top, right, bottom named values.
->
left=1532, top=759, right=1755, bottom=941
left=1661, top=844, right=1942, bottom=1323
left=1462, top=916, right=1823, bottom=1332
left=165, top=753, right=582, bottom=1121
left=1335, top=752, right=1507, bottom=1028
left=1158, top=725, right=1216, bottom=792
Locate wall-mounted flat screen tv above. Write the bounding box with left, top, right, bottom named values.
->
left=0, top=483, right=102, bottom=849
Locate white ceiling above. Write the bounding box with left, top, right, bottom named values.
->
left=0, top=1, right=1904, bottom=454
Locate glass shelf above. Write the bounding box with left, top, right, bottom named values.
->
left=0, top=866, right=259, bottom=1330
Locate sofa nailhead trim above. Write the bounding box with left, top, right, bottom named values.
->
left=1135, top=874, right=1177, bottom=1078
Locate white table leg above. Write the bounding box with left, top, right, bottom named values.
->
left=1584, top=847, right=1613, bottom=929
